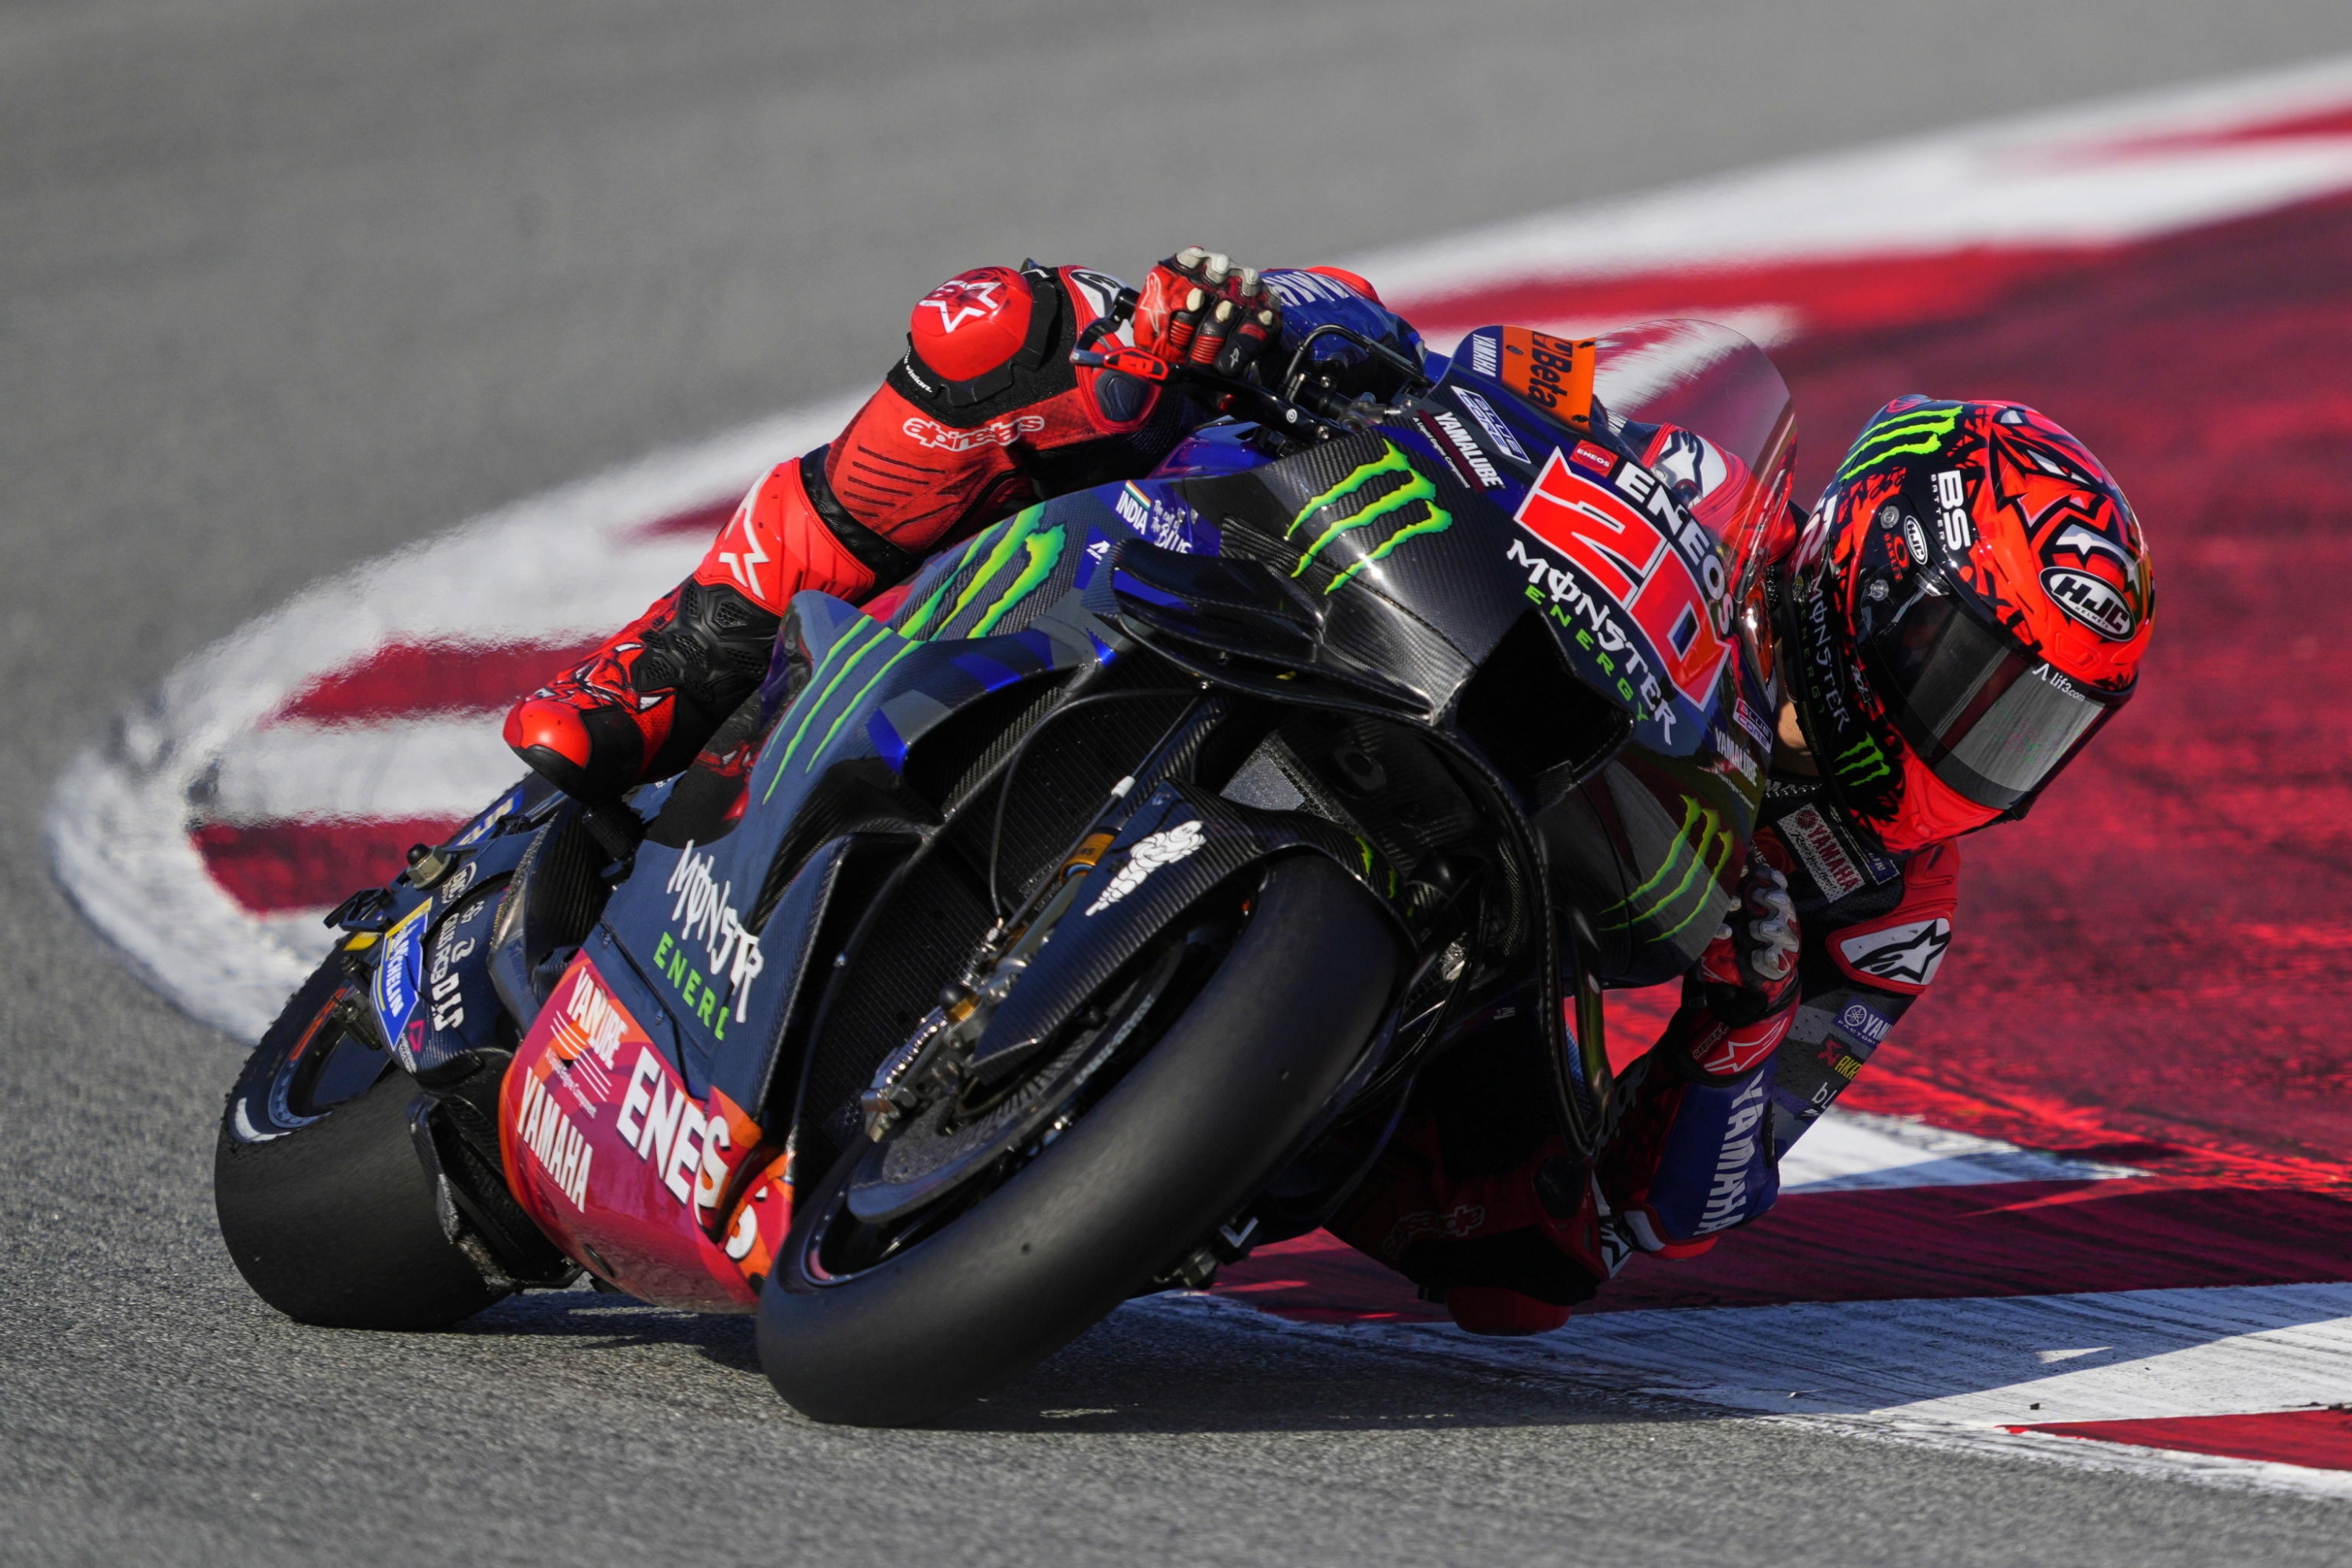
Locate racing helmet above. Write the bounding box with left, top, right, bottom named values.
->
left=1775, top=396, right=2154, bottom=851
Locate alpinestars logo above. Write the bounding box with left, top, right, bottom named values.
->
left=1086, top=820, right=1207, bottom=915
left=1837, top=916, right=1952, bottom=989
left=918, top=276, right=1004, bottom=333
left=716, top=486, right=771, bottom=600
left=902, top=413, right=1046, bottom=452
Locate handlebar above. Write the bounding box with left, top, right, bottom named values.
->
left=1070, top=321, right=1429, bottom=447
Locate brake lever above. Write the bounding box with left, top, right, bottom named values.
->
left=1069, top=344, right=1174, bottom=383
left=1073, top=344, right=1348, bottom=443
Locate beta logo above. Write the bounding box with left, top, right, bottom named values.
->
left=1836, top=916, right=1953, bottom=991
left=1498, top=327, right=1595, bottom=426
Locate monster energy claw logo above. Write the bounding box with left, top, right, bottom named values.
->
left=1835, top=403, right=1962, bottom=483
left=762, top=507, right=1069, bottom=800
left=1286, top=443, right=1453, bottom=593
left=1601, top=797, right=1735, bottom=938
left=1834, top=735, right=1893, bottom=786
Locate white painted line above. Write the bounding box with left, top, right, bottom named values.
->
left=1779, top=1109, right=2140, bottom=1193
left=1792, top=1413, right=2352, bottom=1503
left=1139, top=1286, right=2352, bottom=1501
left=1356, top=54, right=2352, bottom=300
left=201, top=717, right=526, bottom=827
left=49, top=394, right=860, bottom=1038
left=1500, top=1283, right=2352, bottom=1426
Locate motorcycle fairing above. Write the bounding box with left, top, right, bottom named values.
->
left=1541, top=749, right=1753, bottom=987
left=615, top=591, right=1109, bottom=1084
left=365, top=790, right=556, bottom=1065
left=1436, top=329, right=1747, bottom=759
left=499, top=944, right=760, bottom=1311
left=583, top=485, right=1200, bottom=1192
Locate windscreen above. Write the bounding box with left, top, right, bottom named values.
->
left=1588, top=319, right=1798, bottom=593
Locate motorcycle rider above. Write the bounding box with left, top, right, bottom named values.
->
left=505, top=249, right=2155, bottom=1336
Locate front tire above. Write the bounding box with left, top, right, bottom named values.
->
left=215, top=956, right=505, bottom=1330
left=757, top=854, right=1399, bottom=1426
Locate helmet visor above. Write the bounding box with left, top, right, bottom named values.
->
left=1866, top=586, right=2118, bottom=810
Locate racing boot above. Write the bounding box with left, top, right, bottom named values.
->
left=505, top=454, right=879, bottom=801
left=1328, top=1115, right=1610, bottom=1336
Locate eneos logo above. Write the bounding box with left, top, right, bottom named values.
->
left=1511, top=448, right=1733, bottom=708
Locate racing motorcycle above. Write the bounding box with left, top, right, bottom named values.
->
left=216, top=314, right=1795, bottom=1426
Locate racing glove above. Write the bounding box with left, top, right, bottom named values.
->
left=1682, top=840, right=1802, bottom=1078
left=1134, top=246, right=1283, bottom=381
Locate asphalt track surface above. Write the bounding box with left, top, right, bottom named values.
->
left=10, top=4, right=2352, bottom=1563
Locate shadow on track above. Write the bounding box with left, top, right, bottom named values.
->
left=457, top=1289, right=1708, bottom=1436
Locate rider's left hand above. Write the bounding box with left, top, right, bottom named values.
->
left=1134, top=246, right=1283, bottom=381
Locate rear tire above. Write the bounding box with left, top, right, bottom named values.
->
left=757, top=853, right=1399, bottom=1426
left=215, top=956, right=505, bottom=1330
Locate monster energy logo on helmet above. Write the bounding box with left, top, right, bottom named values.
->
left=1834, top=735, right=1892, bottom=787
left=1285, top=442, right=1453, bottom=593
left=1835, top=400, right=1963, bottom=484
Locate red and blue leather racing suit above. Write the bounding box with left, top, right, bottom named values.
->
left=503, top=258, right=1966, bottom=1336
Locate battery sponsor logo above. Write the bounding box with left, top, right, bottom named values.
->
left=1930, top=468, right=1976, bottom=551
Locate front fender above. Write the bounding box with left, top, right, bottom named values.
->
left=965, top=782, right=1407, bottom=1080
